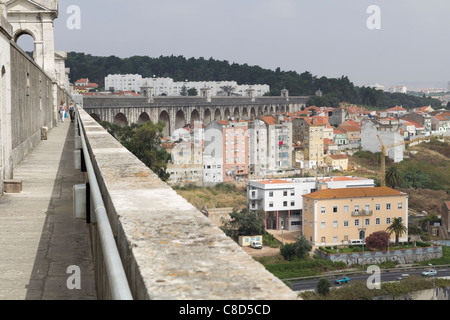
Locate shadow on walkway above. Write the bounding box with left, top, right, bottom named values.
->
left=23, top=122, right=96, bottom=300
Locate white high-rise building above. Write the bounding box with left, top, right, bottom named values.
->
left=105, top=74, right=270, bottom=97
left=105, top=74, right=143, bottom=92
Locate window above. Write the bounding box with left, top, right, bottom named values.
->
left=365, top=219, right=370, bottom=226
left=333, top=236, right=339, bottom=243
left=398, top=202, right=403, bottom=210
left=376, top=204, right=380, bottom=211
left=344, top=220, right=349, bottom=227
left=283, top=201, right=288, bottom=207
left=269, top=202, right=274, bottom=208
left=321, top=236, right=326, bottom=243
left=283, top=191, right=288, bottom=197
left=386, top=217, right=391, bottom=224
left=290, top=190, right=295, bottom=196
left=321, top=222, right=326, bottom=229
left=333, top=221, right=338, bottom=228
left=269, top=192, right=273, bottom=197
left=386, top=203, right=391, bottom=210
left=376, top=218, right=380, bottom=225
left=321, top=206, right=326, bottom=214
left=354, top=219, right=360, bottom=226
left=333, top=206, right=338, bottom=213
left=291, top=201, right=295, bottom=207
left=354, top=205, right=360, bottom=214
left=344, top=205, right=349, bottom=213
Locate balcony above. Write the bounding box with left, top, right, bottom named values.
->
left=352, top=210, right=373, bottom=216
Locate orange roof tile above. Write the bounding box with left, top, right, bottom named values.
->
left=303, top=187, right=404, bottom=200
left=261, top=116, right=277, bottom=125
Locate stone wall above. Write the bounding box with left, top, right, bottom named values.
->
left=0, top=13, right=70, bottom=193
left=78, top=108, right=297, bottom=300
left=316, top=246, right=443, bottom=266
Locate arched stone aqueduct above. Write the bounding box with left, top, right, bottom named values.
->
left=83, top=96, right=308, bottom=137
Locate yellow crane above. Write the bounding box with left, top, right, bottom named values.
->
left=376, top=135, right=428, bottom=187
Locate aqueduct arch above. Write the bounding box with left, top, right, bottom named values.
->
left=6, top=0, right=58, bottom=77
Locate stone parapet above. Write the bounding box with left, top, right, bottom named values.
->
left=79, top=108, right=297, bottom=300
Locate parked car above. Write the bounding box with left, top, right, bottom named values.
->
left=335, top=276, right=350, bottom=284
left=422, top=269, right=437, bottom=276
left=250, top=240, right=262, bottom=249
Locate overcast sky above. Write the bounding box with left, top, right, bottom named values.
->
left=52, top=0, right=450, bottom=89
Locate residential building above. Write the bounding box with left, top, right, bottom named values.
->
left=385, top=106, right=407, bottom=117
left=203, top=121, right=225, bottom=184
left=248, top=119, right=268, bottom=178
left=302, top=187, right=409, bottom=247
left=163, top=141, right=203, bottom=185
left=400, top=111, right=432, bottom=133
left=431, top=112, right=450, bottom=134
left=261, top=116, right=293, bottom=173
left=325, top=154, right=349, bottom=171
left=203, top=120, right=249, bottom=184
left=223, top=121, right=249, bottom=182
left=292, top=116, right=328, bottom=168
left=361, top=119, right=405, bottom=163
left=333, top=129, right=348, bottom=146
left=105, top=74, right=143, bottom=92
left=247, top=176, right=375, bottom=232
left=105, top=74, right=270, bottom=97
left=338, top=120, right=362, bottom=147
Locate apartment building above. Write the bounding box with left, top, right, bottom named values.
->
left=248, top=119, right=269, bottom=178
left=105, top=74, right=270, bottom=97
left=292, top=116, right=328, bottom=168
left=302, top=187, right=408, bottom=247
left=361, top=119, right=405, bottom=162
left=261, top=116, right=293, bottom=173
left=163, top=141, right=203, bottom=184
left=203, top=120, right=249, bottom=183
left=247, top=176, right=375, bottom=232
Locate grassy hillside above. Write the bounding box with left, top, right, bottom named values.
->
left=172, top=183, right=247, bottom=211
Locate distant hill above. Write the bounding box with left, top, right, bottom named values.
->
left=66, top=52, right=442, bottom=110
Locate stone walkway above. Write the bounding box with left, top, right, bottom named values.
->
left=0, top=120, right=96, bottom=300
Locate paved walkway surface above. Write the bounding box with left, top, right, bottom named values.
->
left=0, top=120, right=96, bottom=300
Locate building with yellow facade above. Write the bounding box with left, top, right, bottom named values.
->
left=302, top=187, right=408, bottom=247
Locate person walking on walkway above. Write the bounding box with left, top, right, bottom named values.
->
left=59, top=101, right=66, bottom=123
left=69, top=102, right=75, bottom=123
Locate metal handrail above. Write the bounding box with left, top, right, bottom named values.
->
left=76, top=110, right=133, bottom=300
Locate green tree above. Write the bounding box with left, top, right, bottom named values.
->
left=316, top=279, right=331, bottom=297
left=187, top=88, right=198, bottom=96
left=386, top=217, right=407, bottom=246
left=99, top=121, right=171, bottom=181
left=385, top=165, right=403, bottom=189
left=280, top=236, right=312, bottom=261
left=220, top=208, right=265, bottom=240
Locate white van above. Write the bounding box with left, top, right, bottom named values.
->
left=250, top=240, right=263, bottom=249
left=350, top=239, right=365, bottom=245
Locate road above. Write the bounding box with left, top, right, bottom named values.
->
left=291, top=267, right=450, bottom=292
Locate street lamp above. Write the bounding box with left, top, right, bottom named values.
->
left=281, top=225, right=284, bottom=245
left=359, top=227, right=366, bottom=271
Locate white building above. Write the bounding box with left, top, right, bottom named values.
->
left=247, top=176, right=375, bottom=232
left=248, top=119, right=269, bottom=178
left=105, top=74, right=143, bottom=92
left=105, top=74, right=270, bottom=97
left=361, top=120, right=405, bottom=163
